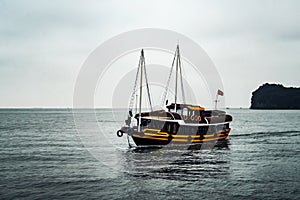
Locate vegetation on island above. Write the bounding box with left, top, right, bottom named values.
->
left=250, top=83, right=300, bottom=109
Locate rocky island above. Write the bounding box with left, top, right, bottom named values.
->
left=250, top=83, right=300, bottom=109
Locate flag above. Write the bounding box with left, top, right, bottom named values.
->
left=217, top=89, right=224, bottom=96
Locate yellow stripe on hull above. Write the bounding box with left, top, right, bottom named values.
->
left=142, top=128, right=231, bottom=138
left=132, top=128, right=231, bottom=143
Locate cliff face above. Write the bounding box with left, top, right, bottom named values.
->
left=250, top=83, right=300, bottom=109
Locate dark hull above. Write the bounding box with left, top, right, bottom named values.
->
left=131, top=128, right=231, bottom=146
left=119, top=106, right=233, bottom=147
left=132, top=135, right=171, bottom=146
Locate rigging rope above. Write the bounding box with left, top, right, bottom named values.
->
left=128, top=56, right=141, bottom=113
left=129, top=50, right=153, bottom=114
left=161, top=49, right=177, bottom=106
left=178, top=47, right=186, bottom=104
left=161, top=45, right=186, bottom=106
left=142, top=55, right=153, bottom=112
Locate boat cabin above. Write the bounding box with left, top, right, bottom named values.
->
left=166, top=103, right=206, bottom=123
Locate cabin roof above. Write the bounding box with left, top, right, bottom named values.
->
left=166, top=103, right=205, bottom=111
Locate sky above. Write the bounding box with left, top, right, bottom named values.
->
left=0, top=0, right=299, bottom=108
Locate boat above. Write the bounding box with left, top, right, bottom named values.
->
left=117, top=45, right=232, bottom=147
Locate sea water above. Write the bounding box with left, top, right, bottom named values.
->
left=0, top=109, right=299, bottom=199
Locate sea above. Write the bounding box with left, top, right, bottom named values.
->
left=0, top=108, right=299, bottom=200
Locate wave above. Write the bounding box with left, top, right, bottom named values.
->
left=230, top=130, right=300, bottom=138
left=98, top=120, right=122, bottom=123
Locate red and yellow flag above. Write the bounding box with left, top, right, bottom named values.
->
left=217, top=89, right=224, bottom=96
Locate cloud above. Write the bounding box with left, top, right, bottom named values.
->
left=0, top=0, right=299, bottom=107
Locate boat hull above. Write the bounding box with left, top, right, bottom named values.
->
left=118, top=107, right=233, bottom=147
left=130, top=127, right=231, bottom=146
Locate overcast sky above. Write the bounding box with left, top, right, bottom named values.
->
left=0, top=0, right=299, bottom=108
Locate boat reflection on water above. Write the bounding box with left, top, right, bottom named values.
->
left=121, top=139, right=231, bottom=181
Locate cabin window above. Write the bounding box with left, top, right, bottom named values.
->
left=179, top=126, right=184, bottom=134
left=191, top=127, right=197, bottom=134
left=182, top=108, right=188, bottom=116
left=167, top=123, right=171, bottom=132
left=158, top=121, right=162, bottom=129
left=220, top=124, right=224, bottom=130
left=197, top=127, right=201, bottom=134
left=151, top=121, right=155, bottom=128
left=154, top=121, right=158, bottom=129
left=173, top=124, right=177, bottom=133
left=198, top=127, right=207, bottom=133
left=178, top=126, right=182, bottom=134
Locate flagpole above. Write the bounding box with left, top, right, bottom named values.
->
left=215, top=93, right=218, bottom=110
left=215, top=89, right=224, bottom=110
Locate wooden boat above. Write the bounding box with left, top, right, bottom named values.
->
left=117, top=45, right=232, bottom=147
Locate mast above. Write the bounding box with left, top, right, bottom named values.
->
left=178, top=45, right=185, bottom=104
left=138, top=50, right=144, bottom=132
left=174, top=45, right=179, bottom=112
